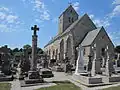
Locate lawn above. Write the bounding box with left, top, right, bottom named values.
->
left=0, top=83, right=11, bottom=90
left=36, top=81, right=81, bottom=90
left=103, top=85, right=120, bottom=90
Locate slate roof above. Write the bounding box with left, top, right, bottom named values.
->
left=44, top=14, right=89, bottom=48
left=81, top=27, right=102, bottom=46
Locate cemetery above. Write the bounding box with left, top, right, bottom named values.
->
left=0, top=3, right=120, bottom=90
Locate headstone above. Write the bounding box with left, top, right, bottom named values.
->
left=87, top=55, right=92, bottom=72
left=117, top=54, right=120, bottom=67
left=21, top=49, right=30, bottom=74
left=64, top=61, right=72, bottom=73
left=102, top=56, right=106, bottom=68
left=91, top=44, right=97, bottom=76
left=75, top=45, right=85, bottom=75
left=1, top=53, right=11, bottom=75
left=105, top=46, right=112, bottom=76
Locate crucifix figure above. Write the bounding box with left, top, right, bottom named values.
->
left=31, top=25, right=39, bottom=36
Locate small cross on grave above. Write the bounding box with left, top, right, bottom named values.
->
left=31, top=25, right=39, bottom=35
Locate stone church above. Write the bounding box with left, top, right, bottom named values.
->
left=44, top=5, right=114, bottom=69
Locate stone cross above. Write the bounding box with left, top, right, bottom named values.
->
left=31, top=25, right=39, bottom=71
left=31, top=25, right=39, bottom=36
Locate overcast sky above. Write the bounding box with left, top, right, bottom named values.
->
left=0, top=0, right=120, bottom=49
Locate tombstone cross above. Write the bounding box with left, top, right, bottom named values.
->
left=31, top=25, right=39, bottom=35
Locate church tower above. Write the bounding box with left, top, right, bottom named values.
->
left=58, top=5, right=79, bottom=34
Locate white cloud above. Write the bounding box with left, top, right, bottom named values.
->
left=6, top=15, right=18, bottom=23
left=73, top=2, right=80, bottom=11
left=89, top=14, right=110, bottom=28
left=0, top=6, right=22, bottom=32
left=110, top=5, right=120, bottom=18
left=108, top=30, right=120, bottom=45
left=0, top=24, right=15, bottom=32
left=32, top=0, right=50, bottom=21
left=22, top=0, right=50, bottom=21
left=52, top=17, right=58, bottom=23
left=89, top=14, right=94, bottom=19
left=109, top=0, right=120, bottom=18
left=0, top=12, right=6, bottom=20
left=112, top=0, right=120, bottom=5
left=0, top=7, right=9, bottom=12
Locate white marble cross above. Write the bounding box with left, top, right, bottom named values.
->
left=91, top=43, right=97, bottom=76
left=75, top=45, right=85, bottom=75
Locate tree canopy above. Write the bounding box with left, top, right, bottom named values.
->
left=115, top=45, right=120, bottom=53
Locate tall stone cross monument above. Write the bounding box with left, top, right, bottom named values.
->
left=31, top=25, right=39, bottom=71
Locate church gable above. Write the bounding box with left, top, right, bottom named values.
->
left=72, top=14, right=97, bottom=47
left=81, top=27, right=101, bottom=46
left=93, top=27, right=114, bottom=48
left=81, top=27, right=114, bottom=49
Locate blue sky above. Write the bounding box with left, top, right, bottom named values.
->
left=0, top=0, right=120, bottom=49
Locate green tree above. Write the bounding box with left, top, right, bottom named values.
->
left=23, top=44, right=31, bottom=50
left=115, top=45, right=120, bottom=53
left=23, top=44, right=32, bottom=55
left=13, top=48, right=19, bottom=52
left=37, top=47, right=44, bottom=54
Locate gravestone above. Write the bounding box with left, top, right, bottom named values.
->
left=91, top=44, right=97, bottom=76
left=117, top=54, right=120, bottom=67
left=75, top=45, right=85, bottom=75
left=87, top=55, right=92, bottom=73
left=73, top=44, right=103, bottom=85
left=102, top=56, right=106, bottom=68
left=20, top=49, right=30, bottom=77
left=64, top=61, right=72, bottom=73
left=1, top=53, right=12, bottom=75
left=105, top=46, right=112, bottom=76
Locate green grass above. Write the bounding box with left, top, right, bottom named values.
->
left=103, top=85, right=120, bottom=90
left=0, top=83, right=11, bottom=90
left=36, top=81, right=81, bottom=90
